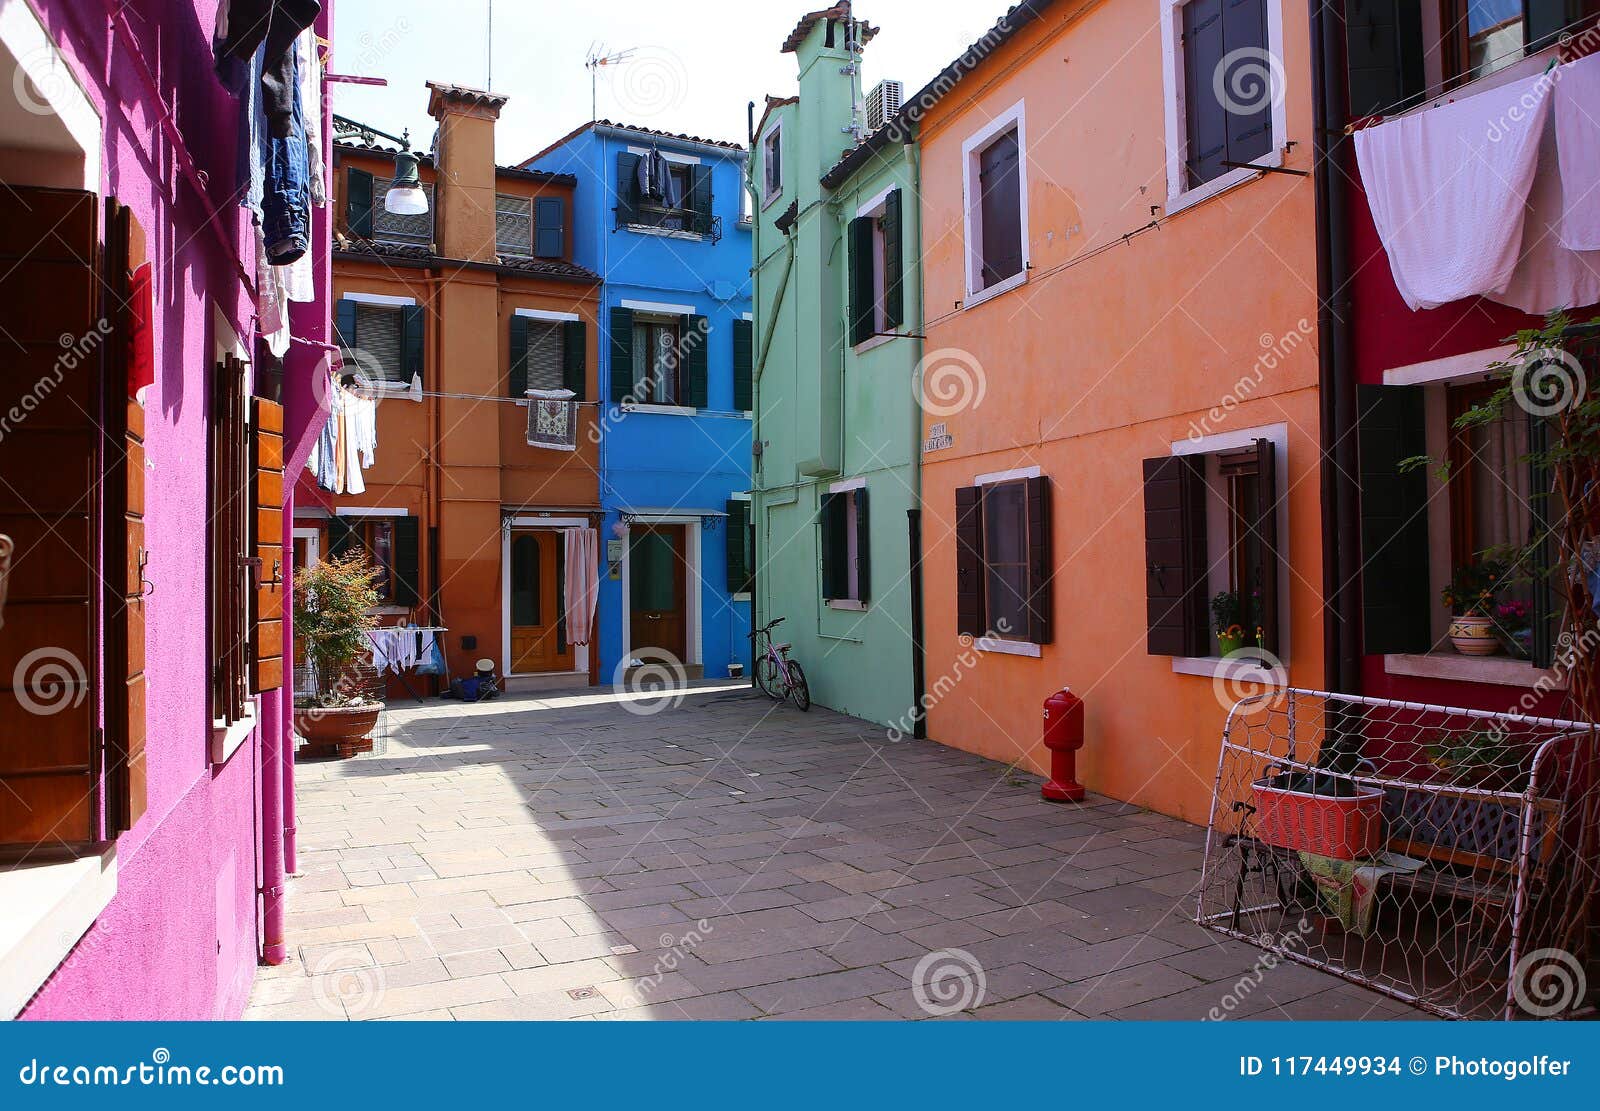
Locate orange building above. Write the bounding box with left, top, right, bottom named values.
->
left=915, top=0, right=1323, bottom=822
left=295, top=83, right=603, bottom=689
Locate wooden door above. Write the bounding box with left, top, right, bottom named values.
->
left=509, top=530, right=572, bottom=673
left=629, top=525, right=685, bottom=660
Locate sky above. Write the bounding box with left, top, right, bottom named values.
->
left=329, top=0, right=1019, bottom=162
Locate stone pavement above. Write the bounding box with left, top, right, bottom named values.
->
left=245, top=684, right=1418, bottom=1021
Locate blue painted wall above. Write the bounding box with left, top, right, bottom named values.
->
left=529, top=124, right=753, bottom=682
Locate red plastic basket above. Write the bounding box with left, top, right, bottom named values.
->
left=1251, top=773, right=1384, bottom=860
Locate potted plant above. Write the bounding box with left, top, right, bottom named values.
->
left=1442, top=559, right=1506, bottom=656
left=1493, top=599, right=1533, bottom=659
left=1212, top=591, right=1244, bottom=656
left=293, top=552, right=383, bottom=758
left=1426, top=729, right=1534, bottom=793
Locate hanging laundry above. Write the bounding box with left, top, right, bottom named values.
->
left=214, top=0, right=322, bottom=137
left=295, top=28, right=328, bottom=207
left=1493, top=103, right=1600, bottom=315
left=1555, top=50, right=1600, bottom=252
left=1354, top=69, right=1553, bottom=311
left=127, top=262, right=154, bottom=400
left=525, top=388, right=578, bottom=451
left=261, top=48, right=310, bottom=266
left=346, top=384, right=377, bottom=468
left=636, top=150, right=661, bottom=200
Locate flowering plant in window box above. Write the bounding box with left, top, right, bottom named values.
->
left=1493, top=599, right=1533, bottom=659
left=293, top=552, right=383, bottom=757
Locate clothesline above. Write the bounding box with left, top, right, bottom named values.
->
left=343, top=385, right=605, bottom=407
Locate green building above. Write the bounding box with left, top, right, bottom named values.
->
left=748, top=4, right=923, bottom=730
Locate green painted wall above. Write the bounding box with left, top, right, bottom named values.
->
left=749, top=12, right=923, bottom=730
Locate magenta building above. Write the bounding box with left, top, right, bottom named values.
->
left=0, top=0, right=333, bottom=1018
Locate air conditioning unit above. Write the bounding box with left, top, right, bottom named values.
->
left=865, top=80, right=903, bottom=133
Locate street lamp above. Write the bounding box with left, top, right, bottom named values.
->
left=385, top=148, right=428, bottom=215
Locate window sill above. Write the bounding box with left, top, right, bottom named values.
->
left=1171, top=655, right=1286, bottom=684
left=210, top=703, right=258, bottom=766
left=731, top=592, right=752, bottom=603
left=0, top=847, right=117, bottom=1019
left=622, top=403, right=698, bottom=416
left=973, top=635, right=1040, bottom=658
left=825, top=599, right=866, bottom=612
left=761, top=191, right=784, bottom=211
left=1165, top=151, right=1282, bottom=219
left=852, top=333, right=894, bottom=355
left=963, top=269, right=1027, bottom=311
left=622, top=224, right=704, bottom=242
left=1383, top=652, right=1567, bottom=691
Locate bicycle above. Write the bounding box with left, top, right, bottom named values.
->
left=749, top=617, right=810, bottom=711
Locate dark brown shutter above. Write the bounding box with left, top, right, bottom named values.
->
left=955, top=485, right=985, bottom=637
left=1026, top=475, right=1053, bottom=645
left=1357, top=385, right=1431, bottom=654
left=1182, top=0, right=1228, bottom=187
left=251, top=399, right=285, bottom=693
left=1221, top=0, right=1272, bottom=167
left=213, top=356, right=252, bottom=725
left=1527, top=0, right=1575, bottom=51
left=392, top=516, right=420, bottom=608
left=977, top=130, right=1023, bottom=285
left=1250, top=438, right=1278, bottom=654
left=0, top=187, right=101, bottom=845
left=848, top=215, right=875, bottom=345
left=1143, top=455, right=1209, bottom=656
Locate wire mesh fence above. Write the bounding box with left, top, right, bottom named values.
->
left=1197, top=688, right=1600, bottom=1019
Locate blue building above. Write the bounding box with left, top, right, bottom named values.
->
left=527, top=121, right=754, bottom=683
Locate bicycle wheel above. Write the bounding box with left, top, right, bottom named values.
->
left=785, top=659, right=811, bottom=711
left=754, top=655, right=783, bottom=699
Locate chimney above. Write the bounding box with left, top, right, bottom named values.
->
left=425, top=82, right=509, bottom=262
left=786, top=3, right=873, bottom=200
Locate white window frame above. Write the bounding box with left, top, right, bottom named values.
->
left=1168, top=421, right=1290, bottom=679
left=760, top=121, right=784, bottom=207
left=960, top=99, right=1029, bottom=309
left=968, top=466, right=1042, bottom=655
left=1159, top=0, right=1288, bottom=217
left=339, top=293, right=416, bottom=393
left=853, top=186, right=900, bottom=353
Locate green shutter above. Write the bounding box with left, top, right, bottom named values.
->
left=328, top=515, right=359, bottom=559
left=1528, top=410, right=1559, bottom=669
left=882, top=189, right=903, bottom=331
left=820, top=492, right=847, bottom=601
left=1345, top=0, right=1426, bottom=119
left=609, top=306, right=635, bottom=403
left=725, top=500, right=750, bottom=594
left=562, top=319, right=587, bottom=400
left=689, top=164, right=714, bottom=235
left=534, top=195, right=565, bottom=258
left=685, top=315, right=709, bottom=409
left=854, top=487, right=870, bottom=604
left=347, top=167, right=374, bottom=237
left=847, top=215, right=874, bottom=347
left=509, top=314, right=529, bottom=397
left=1357, top=385, right=1431, bottom=654
left=334, top=298, right=358, bottom=349
left=401, top=304, right=425, bottom=384
left=392, top=516, right=420, bottom=608
left=616, top=153, right=642, bottom=226
left=732, top=318, right=754, bottom=412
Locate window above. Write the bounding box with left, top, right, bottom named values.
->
left=634, top=317, right=684, bottom=405
left=956, top=474, right=1053, bottom=647
left=335, top=298, right=425, bottom=388
left=960, top=101, right=1028, bottom=303
left=608, top=306, right=708, bottom=408
left=615, top=152, right=714, bottom=234
left=848, top=189, right=904, bottom=346
left=762, top=124, right=782, bottom=203
left=329, top=515, right=419, bottom=608
left=820, top=485, right=869, bottom=606
left=1344, top=0, right=1598, bottom=119
left=1446, top=381, right=1532, bottom=592
left=726, top=497, right=755, bottom=595
left=510, top=313, right=586, bottom=400
left=1142, top=437, right=1280, bottom=659
left=496, top=193, right=531, bottom=256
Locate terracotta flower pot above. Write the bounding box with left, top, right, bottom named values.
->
left=294, top=702, right=382, bottom=759
left=1448, top=614, right=1500, bottom=656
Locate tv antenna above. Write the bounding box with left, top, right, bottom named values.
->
left=585, top=43, right=637, bottom=122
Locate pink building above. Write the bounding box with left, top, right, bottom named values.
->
left=0, top=0, right=333, bottom=1018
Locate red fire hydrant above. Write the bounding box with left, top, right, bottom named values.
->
left=1041, top=687, right=1086, bottom=802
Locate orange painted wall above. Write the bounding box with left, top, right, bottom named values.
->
left=915, top=0, right=1323, bottom=823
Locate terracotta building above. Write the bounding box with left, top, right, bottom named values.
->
left=298, top=83, right=604, bottom=689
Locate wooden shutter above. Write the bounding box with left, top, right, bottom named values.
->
left=977, top=131, right=1023, bottom=285
left=854, top=488, right=871, bottom=604
left=392, top=516, right=420, bottom=608
left=1026, top=475, right=1053, bottom=645
left=212, top=356, right=253, bottom=726
left=1249, top=438, right=1278, bottom=654
left=328, top=515, right=359, bottom=559
left=1357, top=385, right=1431, bottom=654
left=684, top=315, right=709, bottom=409
left=820, top=493, right=848, bottom=600
left=1527, top=0, right=1575, bottom=51
left=1182, top=0, right=1229, bottom=187
left=609, top=306, right=636, bottom=403
left=732, top=318, right=754, bottom=412
left=848, top=215, right=875, bottom=346
left=1528, top=409, right=1559, bottom=670
left=534, top=196, right=565, bottom=258
left=689, top=164, right=714, bottom=235
left=509, top=314, right=529, bottom=397
left=0, top=187, right=102, bottom=846
left=955, top=485, right=985, bottom=638
left=1221, top=0, right=1272, bottom=167
left=401, top=304, right=425, bottom=384
left=335, top=297, right=358, bottom=349
left=1345, top=0, right=1426, bottom=119
left=725, top=500, right=751, bottom=594
left=616, top=152, right=642, bottom=226
left=347, top=167, right=375, bottom=237
left=882, top=189, right=904, bottom=331
left=251, top=398, right=285, bottom=693
left=1143, top=455, right=1209, bottom=656
left=562, top=320, right=587, bottom=400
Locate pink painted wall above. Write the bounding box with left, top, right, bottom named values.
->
left=20, top=0, right=327, bottom=1020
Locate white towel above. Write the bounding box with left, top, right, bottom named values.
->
left=1555, top=51, right=1600, bottom=251
left=1355, top=70, right=1553, bottom=310
left=1493, top=103, right=1600, bottom=314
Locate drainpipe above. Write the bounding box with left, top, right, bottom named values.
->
left=1311, top=0, right=1362, bottom=696
left=903, top=138, right=926, bottom=737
